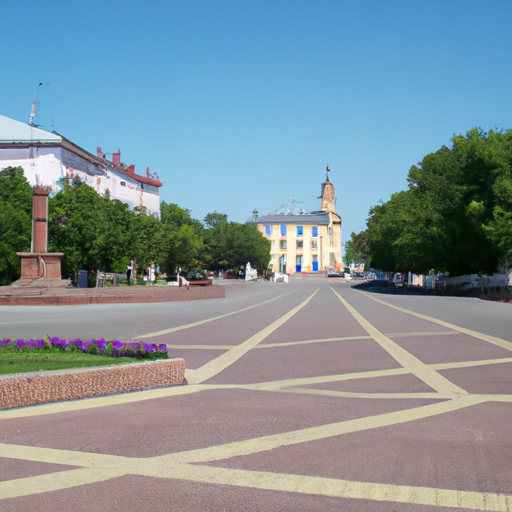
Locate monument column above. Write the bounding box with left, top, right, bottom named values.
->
left=32, top=188, right=49, bottom=253
left=16, top=188, right=64, bottom=282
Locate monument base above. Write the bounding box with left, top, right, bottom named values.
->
left=10, top=277, right=72, bottom=289
left=16, top=252, right=64, bottom=280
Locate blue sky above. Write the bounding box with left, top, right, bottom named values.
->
left=2, top=1, right=512, bottom=244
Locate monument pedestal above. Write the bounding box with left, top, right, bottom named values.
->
left=16, top=252, right=64, bottom=280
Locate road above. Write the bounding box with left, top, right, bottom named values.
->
left=1, top=279, right=512, bottom=511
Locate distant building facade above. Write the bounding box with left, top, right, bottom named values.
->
left=0, top=114, right=162, bottom=216
left=255, top=170, right=342, bottom=273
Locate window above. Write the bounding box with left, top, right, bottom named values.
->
left=311, top=240, right=318, bottom=250
left=296, top=240, right=303, bottom=250
left=120, top=181, right=126, bottom=186
left=280, top=224, right=287, bottom=236
left=265, top=224, right=271, bottom=237
left=312, top=226, right=318, bottom=237
left=280, top=240, right=287, bottom=250
left=296, top=226, right=303, bottom=236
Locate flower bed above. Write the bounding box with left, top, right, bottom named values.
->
left=0, top=336, right=185, bottom=409
left=1, top=336, right=168, bottom=360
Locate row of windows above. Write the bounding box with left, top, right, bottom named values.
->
left=265, top=225, right=318, bottom=237
left=279, top=240, right=318, bottom=250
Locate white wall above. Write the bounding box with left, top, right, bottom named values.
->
left=0, top=147, right=160, bottom=217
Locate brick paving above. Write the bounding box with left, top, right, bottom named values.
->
left=1, top=280, right=511, bottom=511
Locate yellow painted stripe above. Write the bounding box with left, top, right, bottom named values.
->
left=187, top=289, right=319, bottom=384
left=0, top=467, right=128, bottom=500
left=0, top=442, right=131, bottom=467
left=0, top=383, right=208, bottom=420
left=243, top=357, right=512, bottom=392
left=278, top=387, right=454, bottom=400
left=258, top=331, right=459, bottom=349
left=168, top=332, right=460, bottom=351
left=132, top=291, right=292, bottom=339
left=431, top=357, right=512, bottom=371
left=136, top=463, right=512, bottom=511
left=166, top=395, right=482, bottom=464
left=331, top=287, right=468, bottom=395
left=248, top=367, right=413, bottom=391
left=354, top=290, right=512, bottom=351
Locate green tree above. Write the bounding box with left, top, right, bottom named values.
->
left=203, top=220, right=271, bottom=272
left=49, top=179, right=108, bottom=279
left=96, top=193, right=134, bottom=273
left=160, top=202, right=204, bottom=272
left=0, top=167, right=33, bottom=285
left=343, top=231, right=369, bottom=267
left=203, top=211, right=228, bottom=228
left=129, top=207, right=167, bottom=274
left=360, top=128, right=511, bottom=275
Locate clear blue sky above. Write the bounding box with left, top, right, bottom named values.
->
left=3, top=1, right=512, bottom=244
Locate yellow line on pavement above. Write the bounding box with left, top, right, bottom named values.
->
left=132, top=291, right=292, bottom=339
left=136, top=463, right=512, bottom=511
left=331, top=287, right=468, bottom=395
left=165, top=395, right=482, bottom=464
left=0, top=467, right=128, bottom=500
left=247, top=367, right=413, bottom=390
left=354, top=290, right=512, bottom=351
left=0, top=395, right=497, bottom=507
left=186, top=289, right=319, bottom=384
left=258, top=331, right=459, bottom=348
left=243, top=356, right=512, bottom=392
left=0, top=442, right=130, bottom=467
left=0, top=383, right=209, bottom=420
left=431, top=357, right=512, bottom=371
left=277, top=387, right=455, bottom=400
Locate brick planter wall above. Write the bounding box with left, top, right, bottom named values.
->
left=0, top=284, right=225, bottom=306
left=0, top=358, right=185, bottom=409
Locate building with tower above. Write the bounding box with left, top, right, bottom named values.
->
left=255, top=167, right=342, bottom=274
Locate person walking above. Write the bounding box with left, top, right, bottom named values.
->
left=127, top=260, right=133, bottom=285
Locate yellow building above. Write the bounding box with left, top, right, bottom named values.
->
left=256, top=171, right=342, bottom=274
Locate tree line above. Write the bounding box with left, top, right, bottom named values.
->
left=0, top=167, right=271, bottom=285
left=344, top=129, right=512, bottom=276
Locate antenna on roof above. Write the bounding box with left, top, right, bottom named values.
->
left=29, top=83, right=42, bottom=126
left=269, top=196, right=305, bottom=214
left=28, top=82, right=49, bottom=126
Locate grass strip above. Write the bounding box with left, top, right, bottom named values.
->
left=0, top=352, right=136, bottom=375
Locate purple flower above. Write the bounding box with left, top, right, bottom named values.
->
left=16, top=339, right=25, bottom=348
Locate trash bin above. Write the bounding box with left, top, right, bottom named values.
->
left=78, top=270, right=88, bottom=288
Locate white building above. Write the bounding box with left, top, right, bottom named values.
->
left=255, top=172, right=342, bottom=274
left=0, top=114, right=162, bottom=216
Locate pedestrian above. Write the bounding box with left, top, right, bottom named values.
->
left=127, top=260, right=133, bottom=285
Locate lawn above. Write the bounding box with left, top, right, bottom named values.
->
left=0, top=351, right=136, bottom=375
